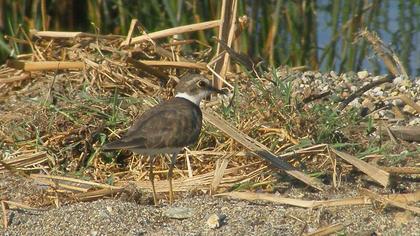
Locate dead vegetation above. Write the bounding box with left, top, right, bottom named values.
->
left=0, top=2, right=419, bottom=234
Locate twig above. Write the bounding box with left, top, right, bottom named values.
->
left=304, top=223, right=345, bottom=236
left=1, top=201, right=7, bottom=229
left=120, top=20, right=221, bottom=46
left=210, top=152, right=234, bottom=194
left=216, top=191, right=420, bottom=209
left=0, top=73, right=31, bottom=83
left=338, top=75, right=393, bottom=111
left=7, top=60, right=84, bottom=71
left=361, top=188, right=420, bottom=214
left=357, top=29, right=408, bottom=78
left=30, top=30, right=124, bottom=39
left=212, top=0, right=238, bottom=89
left=125, top=19, right=138, bottom=46
left=378, top=166, right=420, bottom=175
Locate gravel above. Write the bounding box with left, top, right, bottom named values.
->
left=2, top=194, right=419, bottom=235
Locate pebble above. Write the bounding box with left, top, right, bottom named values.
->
left=393, top=76, right=404, bottom=84
left=409, top=118, right=420, bottom=125
left=164, top=207, right=195, bottom=219
left=362, top=98, right=374, bottom=111
left=330, top=71, right=338, bottom=79
left=391, top=99, right=404, bottom=107
left=357, top=71, right=369, bottom=79
left=206, top=213, right=226, bottom=229
left=349, top=98, right=361, bottom=108
left=283, top=68, right=419, bottom=125
left=402, top=105, right=417, bottom=115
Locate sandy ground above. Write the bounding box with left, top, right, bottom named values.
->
left=1, top=175, right=419, bottom=236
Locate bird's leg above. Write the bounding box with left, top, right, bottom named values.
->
left=168, top=151, right=179, bottom=204
left=149, top=156, right=158, bottom=206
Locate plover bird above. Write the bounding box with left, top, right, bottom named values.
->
left=103, top=74, right=224, bottom=205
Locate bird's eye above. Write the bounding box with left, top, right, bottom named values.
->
left=197, top=80, right=206, bottom=87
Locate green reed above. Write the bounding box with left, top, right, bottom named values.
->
left=0, top=0, right=418, bottom=75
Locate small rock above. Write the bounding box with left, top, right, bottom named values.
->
left=349, top=98, right=361, bottom=108
left=409, top=118, right=420, bottom=125
left=391, top=99, right=403, bottom=107
left=378, top=110, right=395, bottom=119
left=403, top=105, right=417, bottom=115
left=390, top=90, right=400, bottom=96
left=303, top=71, right=314, bottom=78
left=362, top=98, right=375, bottom=111
left=393, top=76, right=404, bottom=84
left=398, top=86, right=408, bottom=92
left=372, top=87, right=382, bottom=92
left=206, top=213, right=226, bottom=229
left=341, top=91, right=350, bottom=99
left=330, top=71, right=338, bottom=79
left=372, top=87, right=384, bottom=96
left=372, top=75, right=382, bottom=81
left=357, top=71, right=369, bottom=79
left=106, top=206, right=113, bottom=215
left=314, top=72, right=322, bottom=79
left=164, top=207, right=195, bottom=219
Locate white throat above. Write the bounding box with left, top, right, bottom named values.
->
left=175, top=91, right=207, bottom=105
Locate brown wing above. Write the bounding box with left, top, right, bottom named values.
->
left=103, top=98, right=202, bottom=152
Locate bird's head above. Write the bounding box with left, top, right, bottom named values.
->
left=174, top=74, right=225, bottom=105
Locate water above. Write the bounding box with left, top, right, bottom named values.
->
left=317, top=0, right=419, bottom=76
left=242, top=0, right=419, bottom=77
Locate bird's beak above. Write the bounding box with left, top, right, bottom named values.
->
left=206, top=84, right=227, bottom=95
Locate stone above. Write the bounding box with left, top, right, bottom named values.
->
left=393, top=76, right=404, bottom=84
left=362, top=98, right=375, bottom=111
left=349, top=98, right=361, bottom=108
left=357, top=71, right=369, bottom=79
left=164, top=207, right=195, bottom=219
left=329, top=71, right=338, bottom=79
left=409, top=118, right=420, bottom=125
left=90, top=230, right=98, bottom=236
left=391, top=99, right=404, bottom=107
left=206, top=213, right=226, bottom=229
left=403, top=105, right=417, bottom=115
